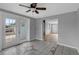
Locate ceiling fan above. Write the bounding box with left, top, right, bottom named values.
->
left=19, top=3, right=46, bottom=14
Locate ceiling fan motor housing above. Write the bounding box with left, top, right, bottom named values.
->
left=31, top=3, right=37, bottom=8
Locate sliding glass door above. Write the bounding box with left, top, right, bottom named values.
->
left=4, top=18, right=16, bottom=48
left=4, top=17, right=28, bottom=48
left=1, top=12, right=30, bottom=49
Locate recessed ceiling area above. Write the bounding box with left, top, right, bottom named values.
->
left=0, top=3, right=79, bottom=18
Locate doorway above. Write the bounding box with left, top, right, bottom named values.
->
left=43, top=19, right=58, bottom=42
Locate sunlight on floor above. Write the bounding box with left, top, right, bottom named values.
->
left=45, top=33, right=58, bottom=42
left=5, top=35, right=16, bottom=47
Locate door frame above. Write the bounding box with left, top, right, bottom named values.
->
left=2, top=12, right=18, bottom=49
left=43, top=20, right=46, bottom=41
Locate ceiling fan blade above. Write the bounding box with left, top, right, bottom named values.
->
left=36, top=7, right=46, bottom=10
left=35, top=10, right=39, bottom=14
left=26, top=10, right=31, bottom=12
left=19, top=4, right=31, bottom=8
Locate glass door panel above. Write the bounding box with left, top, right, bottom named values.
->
left=5, top=18, right=16, bottom=48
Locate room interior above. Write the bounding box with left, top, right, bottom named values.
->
left=0, top=3, right=79, bottom=55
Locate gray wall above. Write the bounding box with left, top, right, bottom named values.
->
left=29, top=19, right=43, bottom=41
left=75, top=10, right=79, bottom=50
left=38, top=11, right=79, bottom=50
left=30, top=19, right=36, bottom=41
left=0, top=12, right=3, bottom=51
left=35, top=20, right=43, bottom=40
left=58, top=12, right=78, bottom=49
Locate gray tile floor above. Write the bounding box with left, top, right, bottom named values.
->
left=52, top=45, right=79, bottom=55
left=0, top=40, right=79, bottom=55
left=0, top=33, right=79, bottom=55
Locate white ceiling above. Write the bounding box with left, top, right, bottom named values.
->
left=0, top=3, right=79, bottom=18
left=46, top=19, right=58, bottom=24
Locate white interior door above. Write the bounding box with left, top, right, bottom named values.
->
left=17, top=17, right=30, bottom=44
left=19, top=19, right=27, bottom=42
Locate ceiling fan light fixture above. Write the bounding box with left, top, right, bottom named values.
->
left=19, top=3, right=46, bottom=14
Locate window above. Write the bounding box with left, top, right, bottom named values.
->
left=5, top=18, right=16, bottom=48
left=51, top=24, right=58, bottom=34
